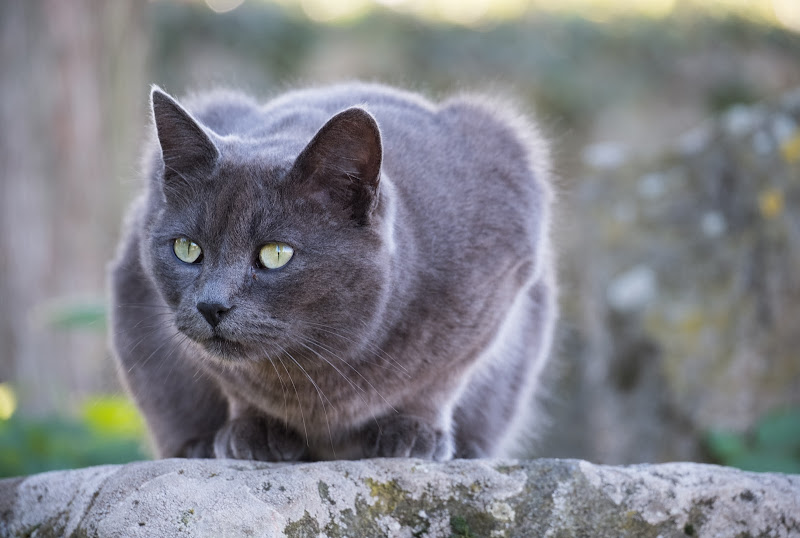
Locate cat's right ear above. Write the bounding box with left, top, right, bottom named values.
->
left=290, top=107, right=382, bottom=225
left=150, top=86, right=219, bottom=184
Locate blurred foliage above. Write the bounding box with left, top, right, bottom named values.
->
left=203, top=0, right=800, bottom=32
left=0, top=300, right=148, bottom=478
left=149, top=1, right=800, bottom=167
left=0, top=393, right=149, bottom=479
left=705, top=408, right=800, bottom=474
left=82, top=395, right=148, bottom=439
left=41, top=298, right=107, bottom=331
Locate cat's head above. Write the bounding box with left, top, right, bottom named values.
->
left=140, top=87, right=393, bottom=364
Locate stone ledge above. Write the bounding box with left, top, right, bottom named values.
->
left=1, top=458, right=798, bottom=537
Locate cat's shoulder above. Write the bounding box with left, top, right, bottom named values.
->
left=438, top=92, right=552, bottom=183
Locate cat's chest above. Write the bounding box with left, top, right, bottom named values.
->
left=209, top=358, right=394, bottom=431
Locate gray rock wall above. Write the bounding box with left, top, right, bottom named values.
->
left=547, top=88, right=800, bottom=464
left=1, top=458, right=798, bottom=537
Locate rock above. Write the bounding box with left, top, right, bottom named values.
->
left=1, top=458, right=798, bottom=537
left=549, top=87, right=800, bottom=464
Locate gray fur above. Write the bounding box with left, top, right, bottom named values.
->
left=109, top=82, right=557, bottom=461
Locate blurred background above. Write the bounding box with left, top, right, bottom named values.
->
left=1, top=0, right=799, bottom=477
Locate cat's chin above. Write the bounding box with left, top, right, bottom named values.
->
left=198, top=336, right=251, bottom=363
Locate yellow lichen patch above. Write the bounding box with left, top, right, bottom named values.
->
left=780, top=133, right=800, bottom=163
left=758, top=188, right=784, bottom=219
left=364, top=478, right=405, bottom=513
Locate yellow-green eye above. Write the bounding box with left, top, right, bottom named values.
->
left=173, top=237, right=202, bottom=264
left=259, top=242, right=294, bottom=269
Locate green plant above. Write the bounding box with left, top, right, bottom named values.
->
left=42, top=298, right=106, bottom=331
left=0, top=395, right=149, bottom=478
left=704, top=407, right=800, bottom=474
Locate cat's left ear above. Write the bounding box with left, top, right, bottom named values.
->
left=151, top=86, right=219, bottom=181
left=291, top=107, right=382, bottom=225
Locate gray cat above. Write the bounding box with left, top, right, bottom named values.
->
left=110, top=82, right=556, bottom=461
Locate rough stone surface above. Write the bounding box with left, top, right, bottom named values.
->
left=1, top=458, right=798, bottom=537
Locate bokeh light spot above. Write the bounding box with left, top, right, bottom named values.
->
left=205, top=0, right=245, bottom=14
left=758, top=188, right=785, bottom=219
left=0, top=383, right=17, bottom=421
left=301, top=0, right=372, bottom=23
left=772, top=0, right=800, bottom=31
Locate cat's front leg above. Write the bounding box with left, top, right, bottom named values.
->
left=177, top=435, right=216, bottom=458
left=213, top=414, right=307, bottom=462
left=361, top=413, right=454, bottom=461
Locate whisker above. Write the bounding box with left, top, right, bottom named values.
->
left=128, top=329, right=186, bottom=373
left=273, top=354, right=309, bottom=446
left=293, top=336, right=386, bottom=438
left=293, top=338, right=365, bottom=396
left=128, top=313, right=173, bottom=329
left=123, top=325, right=169, bottom=357
left=277, top=344, right=336, bottom=459
left=300, top=319, right=406, bottom=370
left=297, top=335, right=398, bottom=415
left=259, top=344, right=290, bottom=426
left=113, top=302, right=174, bottom=310
left=299, top=320, right=409, bottom=376
left=160, top=332, right=192, bottom=384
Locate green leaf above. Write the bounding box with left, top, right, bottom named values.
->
left=726, top=452, right=800, bottom=474
left=42, top=299, right=107, bottom=330
left=449, top=516, right=475, bottom=538
left=704, top=429, right=746, bottom=462
left=754, top=408, right=800, bottom=451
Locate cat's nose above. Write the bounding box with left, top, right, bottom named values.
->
left=197, top=301, right=231, bottom=328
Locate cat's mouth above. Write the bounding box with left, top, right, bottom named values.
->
left=178, top=320, right=288, bottom=362
left=200, top=335, right=248, bottom=361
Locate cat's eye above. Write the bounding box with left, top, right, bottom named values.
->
left=173, top=237, right=202, bottom=264
left=258, top=242, right=294, bottom=269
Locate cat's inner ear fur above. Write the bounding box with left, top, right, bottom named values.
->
left=291, top=107, right=383, bottom=225
left=151, top=87, right=219, bottom=184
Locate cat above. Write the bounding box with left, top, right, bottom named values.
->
left=109, top=82, right=557, bottom=462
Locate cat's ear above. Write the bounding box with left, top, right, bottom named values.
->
left=150, top=86, right=219, bottom=179
left=291, top=107, right=382, bottom=225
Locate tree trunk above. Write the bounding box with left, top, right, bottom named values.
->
left=0, top=0, right=148, bottom=414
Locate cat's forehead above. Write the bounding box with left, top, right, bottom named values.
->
left=188, top=151, right=303, bottom=241
left=216, top=137, right=300, bottom=183
left=197, top=139, right=298, bottom=208
left=206, top=159, right=289, bottom=217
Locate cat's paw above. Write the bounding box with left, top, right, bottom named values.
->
left=453, top=440, right=489, bottom=459
left=177, top=436, right=215, bottom=458
left=213, top=416, right=306, bottom=462
left=363, top=415, right=453, bottom=461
